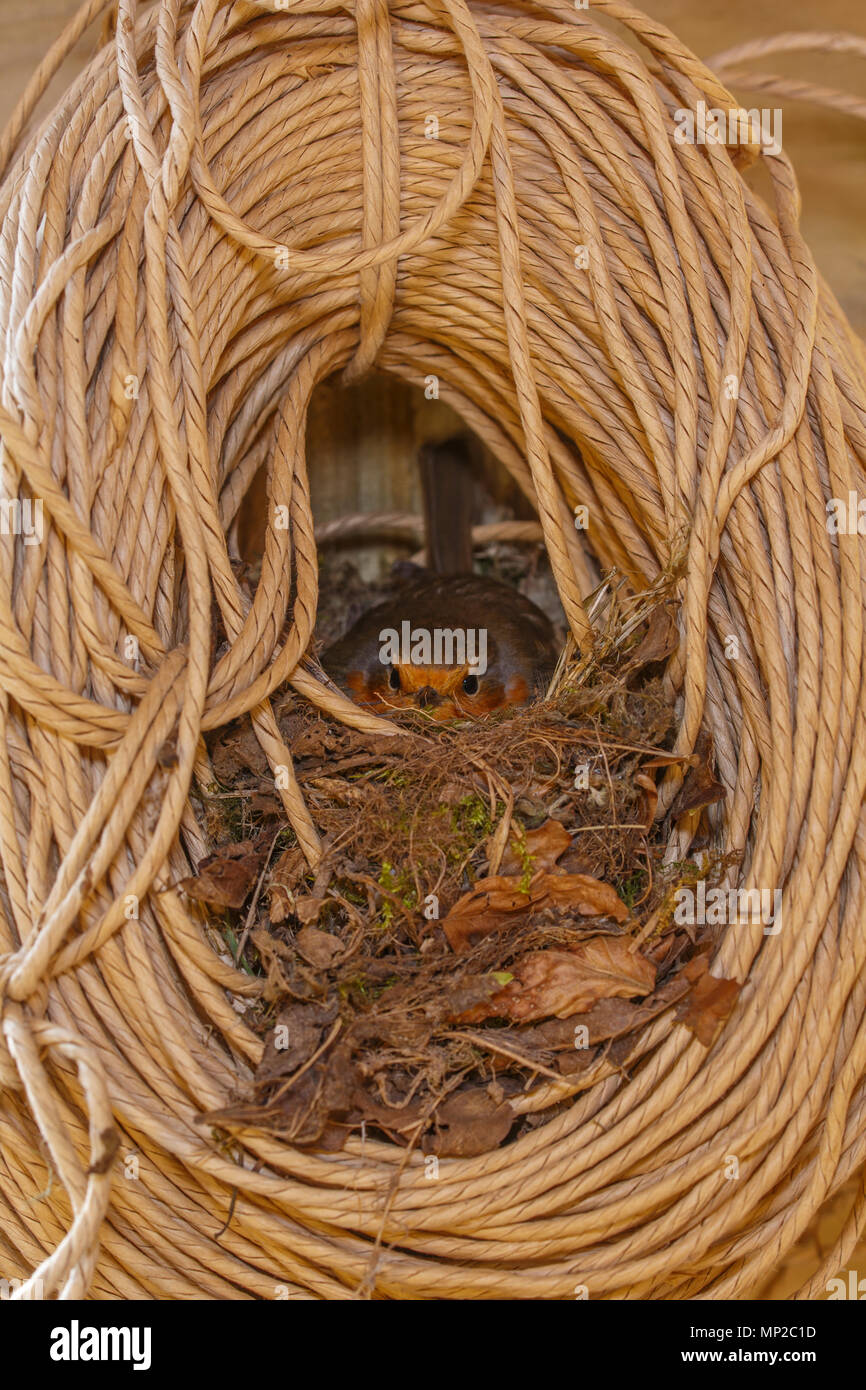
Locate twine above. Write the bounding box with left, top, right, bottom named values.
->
left=0, top=0, right=865, bottom=1299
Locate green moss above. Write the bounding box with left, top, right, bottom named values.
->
left=508, top=824, right=534, bottom=894
left=618, top=868, right=648, bottom=908
left=376, top=859, right=418, bottom=928
left=217, top=793, right=246, bottom=840
left=369, top=975, right=399, bottom=1000
left=452, top=793, right=493, bottom=837
left=338, top=975, right=369, bottom=1000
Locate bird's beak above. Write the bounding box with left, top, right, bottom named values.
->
left=413, top=685, right=443, bottom=709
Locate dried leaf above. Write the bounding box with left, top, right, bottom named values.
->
left=629, top=602, right=679, bottom=669
left=555, top=851, right=597, bottom=876
left=206, top=1035, right=357, bottom=1147
left=294, top=895, right=327, bottom=926
left=288, top=724, right=336, bottom=761
left=256, top=1001, right=338, bottom=1082
left=538, top=874, right=629, bottom=920
left=296, top=925, right=343, bottom=968
left=634, top=771, right=658, bottom=829
left=514, top=973, right=691, bottom=1075
left=670, top=732, right=726, bottom=818
left=641, top=752, right=699, bottom=772
left=434, top=974, right=506, bottom=1023
left=441, top=876, right=534, bottom=952
left=643, top=930, right=695, bottom=972
left=268, top=846, right=307, bottom=923
left=455, top=935, right=656, bottom=1023
left=177, top=839, right=266, bottom=910
left=425, top=1089, right=514, bottom=1157
left=498, top=819, right=571, bottom=875
left=210, top=723, right=269, bottom=782
left=442, top=871, right=629, bottom=953
left=674, top=954, right=741, bottom=1047
left=350, top=1085, right=428, bottom=1138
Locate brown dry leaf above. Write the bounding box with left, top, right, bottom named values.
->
left=206, top=1036, right=357, bottom=1147
left=629, top=602, right=679, bottom=669
left=641, top=751, right=699, bottom=772
left=296, top=925, right=343, bottom=968
left=248, top=927, right=299, bottom=1002
left=538, top=874, right=630, bottom=922
left=443, top=871, right=629, bottom=953
left=532, top=972, right=690, bottom=1050
left=294, top=895, right=327, bottom=927
left=498, top=819, right=571, bottom=875
left=643, top=930, right=694, bottom=973
left=511, top=974, right=691, bottom=1078
left=441, top=876, right=534, bottom=952
left=555, top=844, right=596, bottom=875
left=456, top=935, right=656, bottom=1024
left=634, top=771, right=658, bottom=829
left=268, top=846, right=307, bottom=923
left=435, top=974, right=506, bottom=1023
left=352, top=1091, right=428, bottom=1143
left=674, top=954, right=741, bottom=1047
left=670, top=732, right=726, bottom=818
left=177, top=839, right=266, bottom=910
left=425, top=1089, right=514, bottom=1157
left=256, top=1001, right=338, bottom=1082
left=210, top=723, right=269, bottom=782
left=287, top=723, right=336, bottom=762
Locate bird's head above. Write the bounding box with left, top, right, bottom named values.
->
left=342, top=657, right=529, bottom=720
left=322, top=574, right=555, bottom=721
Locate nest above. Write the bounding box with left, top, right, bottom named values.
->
left=194, top=570, right=726, bottom=1161
left=1, top=0, right=866, bottom=1300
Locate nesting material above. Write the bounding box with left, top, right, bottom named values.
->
left=1, top=0, right=866, bottom=1300
left=195, top=571, right=735, bottom=1160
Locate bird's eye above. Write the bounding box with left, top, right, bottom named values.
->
left=388, top=666, right=401, bottom=691
left=462, top=674, right=480, bottom=695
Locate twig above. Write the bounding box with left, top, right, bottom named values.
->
left=269, top=1018, right=343, bottom=1103
left=234, top=826, right=284, bottom=965
left=441, top=1029, right=568, bottom=1084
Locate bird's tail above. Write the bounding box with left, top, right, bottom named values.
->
left=418, top=435, right=475, bottom=576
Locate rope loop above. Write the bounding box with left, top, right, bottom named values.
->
left=0, top=0, right=865, bottom=1300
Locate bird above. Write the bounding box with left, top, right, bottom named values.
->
left=320, top=437, right=558, bottom=719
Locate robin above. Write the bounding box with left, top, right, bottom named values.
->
left=321, top=438, right=558, bottom=719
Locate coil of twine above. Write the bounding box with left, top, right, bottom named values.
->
left=1, top=0, right=866, bottom=1300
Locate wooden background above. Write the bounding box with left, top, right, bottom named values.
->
left=3, top=0, right=865, bottom=1298
left=5, top=0, right=866, bottom=576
